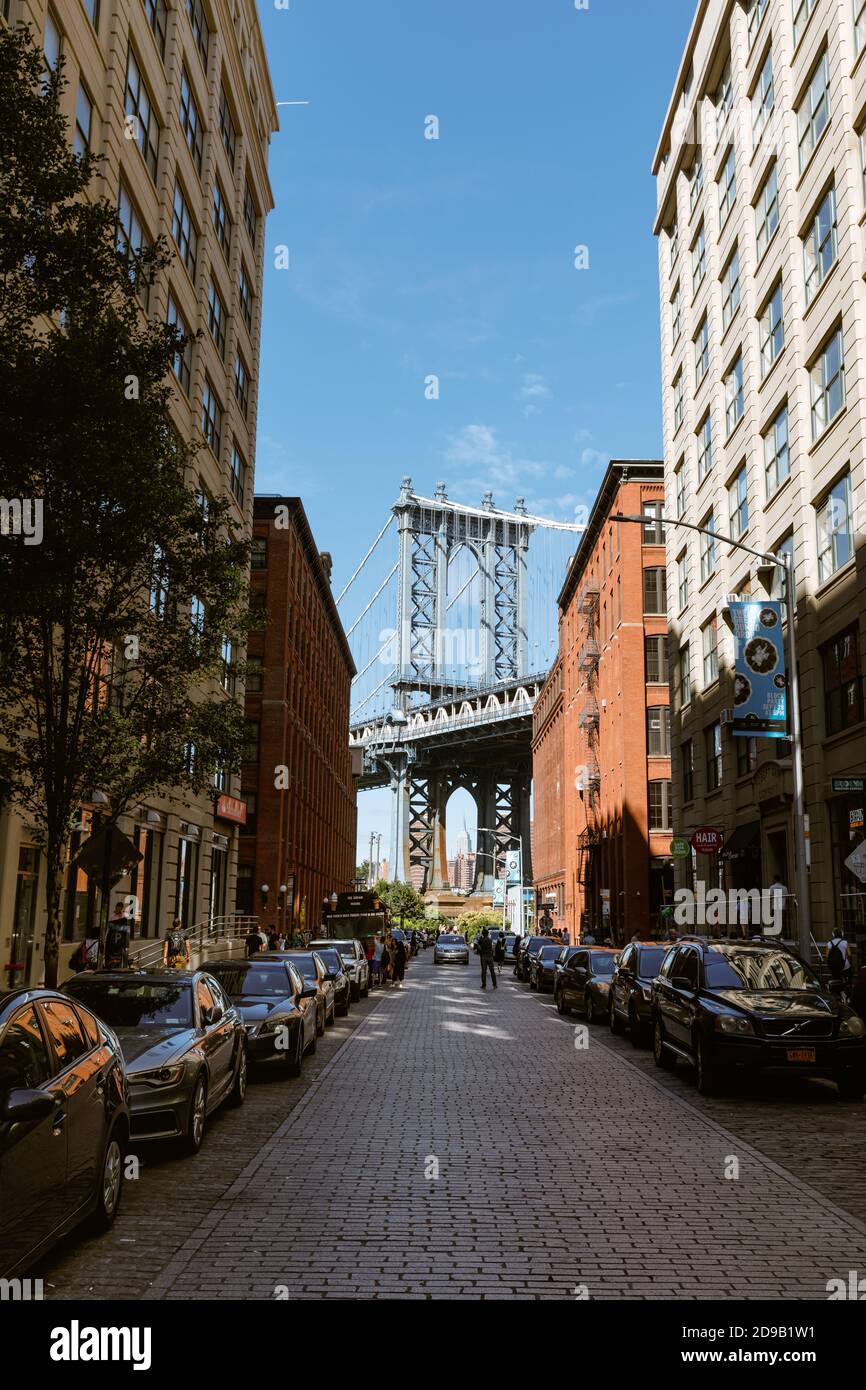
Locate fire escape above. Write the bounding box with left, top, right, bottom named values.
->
left=576, top=581, right=601, bottom=887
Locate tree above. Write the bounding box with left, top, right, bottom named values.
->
left=0, top=27, right=251, bottom=985
left=372, top=879, right=427, bottom=921
left=457, top=908, right=502, bottom=943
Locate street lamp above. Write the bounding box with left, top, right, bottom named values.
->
left=615, top=512, right=811, bottom=961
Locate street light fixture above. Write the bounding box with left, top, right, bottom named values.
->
left=615, top=512, right=811, bottom=961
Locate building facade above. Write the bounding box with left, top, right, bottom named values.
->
left=654, top=0, right=866, bottom=946
left=237, top=497, right=358, bottom=939
left=533, top=462, right=673, bottom=944
left=0, top=0, right=276, bottom=986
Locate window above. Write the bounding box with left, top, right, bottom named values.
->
left=822, top=624, right=863, bottom=735
left=747, top=0, right=768, bottom=47
left=251, top=537, right=267, bottom=570
left=695, top=316, right=710, bottom=385
left=245, top=656, right=263, bottom=694
left=752, top=49, right=774, bottom=146
left=646, top=636, right=669, bottom=684
left=117, top=181, right=150, bottom=301
left=43, top=12, right=61, bottom=75
left=677, top=553, right=689, bottom=611
left=816, top=473, right=854, bottom=582
left=702, top=617, right=719, bottom=686
left=172, top=181, right=197, bottom=278
left=243, top=721, right=260, bottom=763
left=716, top=61, right=734, bottom=141
left=737, top=736, right=758, bottom=777
left=759, top=281, right=784, bottom=376
left=167, top=295, right=191, bottom=395
left=699, top=511, right=717, bottom=582
left=810, top=328, right=845, bottom=440
left=673, top=371, right=684, bottom=431
left=804, top=186, right=836, bottom=304
left=647, top=706, right=671, bottom=756
left=697, top=413, right=713, bottom=482
left=213, top=178, right=232, bottom=261
left=143, top=0, right=168, bottom=60
left=763, top=405, right=790, bottom=498
left=675, top=461, right=686, bottom=519
left=705, top=722, right=723, bottom=792
left=860, top=130, right=866, bottom=210
left=671, top=284, right=681, bottom=345
left=125, top=48, right=159, bottom=181
left=219, top=87, right=237, bottom=166
left=642, top=502, right=665, bottom=545
left=234, top=354, right=249, bottom=417
left=185, top=0, right=210, bottom=68
left=692, top=224, right=706, bottom=295
left=721, top=250, right=740, bottom=331
left=858, top=0, right=866, bottom=56
left=243, top=179, right=258, bottom=245
left=84, top=0, right=100, bottom=31
left=41, top=1000, right=88, bottom=1069
left=207, top=280, right=226, bottom=358
left=756, top=163, right=779, bottom=260
left=690, top=152, right=704, bottom=214
left=179, top=69, right=204, bottom=174
left=797, top=52, right=830, bottom=173
left=682, top=740, right=694, bottom=802
left=201, top=377, right=222, bottom=458
left=648, top=782, right=673, bottom=832
left=0, top=1005, right=52, bottom=1090
left=669, top=220, right=679, bottom=270
left=793, top=0, right=816, bottom=46
left=643, top=567, right=667, bottom=615
left=190, top=596, right=205, bottom=645
left=74, top=83, right=93, bottom=158
left=239, top=262, right=254, bottom=332
left=728, top=465, right=749, bottom=540
left=679, top=642, right=692, bottom=707
left=724, top=355, right=743, bottom=434
left=719, top=146, right=736, bottom=223
left=230, top=441, right=247, bottom=506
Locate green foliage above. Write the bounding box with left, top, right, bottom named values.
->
left=372, top=879, right=428, bottom=921
left=457, top=908, right=503, bottom=942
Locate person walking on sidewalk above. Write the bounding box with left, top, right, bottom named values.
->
left=494, top=932, right=505, bottom=975
left=478, top=927, right=497, bottom=990
left=392, top=934, right=407, bottom=988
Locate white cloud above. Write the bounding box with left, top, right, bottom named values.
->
left=518, top=371, right=551, bottom=416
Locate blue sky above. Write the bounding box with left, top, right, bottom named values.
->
left=255, top=0, right=695, bottom=862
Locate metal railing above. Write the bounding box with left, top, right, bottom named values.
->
left=128, top=915, right=260, bottom=970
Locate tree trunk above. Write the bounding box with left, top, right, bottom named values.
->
left=43, top=845, right=65, bottom=989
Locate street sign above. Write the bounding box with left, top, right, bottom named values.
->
left=691, top=827, right=724, bottom=855
left=73, top=824, right=142, bottom=887
left=845, top=839, right=866, bottom=885
left=670, top=836, right=691, bottom=859
left=833, top=778, right=865, bottom=793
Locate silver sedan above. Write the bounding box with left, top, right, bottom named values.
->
left=433, top=934, right=470, bottom=966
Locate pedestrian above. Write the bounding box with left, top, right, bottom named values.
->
left=630, top=930, right=641, bottom=943
left=827, top=930, right=852, bottom=991
left=381, top=935, right=392, bottom=987
left=392, top=933, right=407, bottom=988
left=105, top=901, right=132, bottom=968
left=245, top=925, right=263, bottom=958
left=371, top=933, right=384, bottom=987
left=583, top=929, right=596, bottom=945
left=163, top=918, right=189, bottom=969
left=276, top=929, right=288, bottom=951
left=266, top=924, right=278, bottom=950
left=494, top=932, right=505, bottom=973
left=70, top=934, right=98, bottom=973
left=478, top=926, right=497, bottom=990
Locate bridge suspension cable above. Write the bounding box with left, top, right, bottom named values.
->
left=335, top=513, right=394, bottom=606
left=345, top=563, right=399, bottom=638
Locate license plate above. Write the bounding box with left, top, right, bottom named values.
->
left=786, top=1047, right=816, bottom=1063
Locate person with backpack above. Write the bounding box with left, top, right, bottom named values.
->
left=392, top=934, right=407, bottom=988
left=827, top=931, right=851, bottom=992
left=478, top=927, right=497, bottom=990
left=163, top=919, right=190, bottom=969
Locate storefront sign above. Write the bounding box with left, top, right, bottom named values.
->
left=729, top=600, right=787, bottom=738
left=833, top=778, right=865, bottom=793
left=851, top=808, right=865, bottom=831
left=691, top=827, right=724, bottom=855
left=845, top=839, right=866, bottom=885
left=670, top=836, right=691, bottom=859
left=215, top=795, right=247, bottom=825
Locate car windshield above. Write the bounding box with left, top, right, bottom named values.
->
left=704, top=948, right=820, bottom=992
left=539, top=946, right=561, bottom=960
left=440, top=936, right=464, bottom=944
left=207, top=965, right=292, bottom=998
left=287, top=955, right=318, bottom=980
left=637, top=949, right=666, bottom=977
left=590, top=955, right=616, bottom=975
left=65, top=979, right=193, bottom=1028
left=316, top=949, right=342, bottom=969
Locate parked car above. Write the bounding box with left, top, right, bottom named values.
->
left=201, top=957, right=317, bottom=1074
left=609, top=942, right=668, bottom=1046
left=517, top=935, right=559, bottom=982
left=0, top=988, right=129, bottom=1277
left=433, top=934, right=470, bottom=966
left=529, top=943, right=563, bottom=993
left=503, top=933, right=519, bottom=961
left=651, top=940, right=866, bottom=1098
left=309, top=938, right=370, bottom=1002
left=304, top=946, right=352, bottom=1016
left=553, top=947, right=618, bottom=1021
left=63, top=969, right=246, bottom=1153
left=275, top=951, right=336, bottom=1029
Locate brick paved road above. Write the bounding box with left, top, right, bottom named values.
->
left=40, top=950, right=866, bottom=1300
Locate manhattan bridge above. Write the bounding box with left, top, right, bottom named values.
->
left=338, top=478, right=586, bottom=893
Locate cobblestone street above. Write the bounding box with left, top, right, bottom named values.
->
left=38, top=951, right=866, bottom=1300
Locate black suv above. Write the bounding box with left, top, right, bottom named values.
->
left=609, top=941, right=668, bottom=1047
left=651, top=940, right=866, bottom=1098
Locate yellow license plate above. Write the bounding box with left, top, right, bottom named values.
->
left=786, top=1047, right=816, bottom=1063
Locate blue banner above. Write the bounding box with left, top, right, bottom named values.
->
left=729, top=600, right=787, bottom=738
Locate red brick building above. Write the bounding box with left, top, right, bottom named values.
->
left=532, top=462, right=673, bottom=944
left=238, top=497, right=357, bottom=936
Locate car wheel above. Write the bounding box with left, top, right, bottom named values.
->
left=227, top=1043, right=247, bottom=1108
left=609, top=999, right=624, bottom=1034
left=287, top=1026, right=303, bottom=1077
left=555, top=987, right=570, bottom=1017
left=585, top=991, right=595, bottom=1024
left=91, top=1124, right=125, bottom=1231
left=183, top=1074, right=208, bottom=1154
left=695, top=1036, right=718, bottom=1096
left=837, top=1074, right=865, bottom=1102
left=629, top=1005, right=645, bottom=1048
left=653, top=1018, right=675, bottom=1070
left=316, top=1003, right=325, bottom=1037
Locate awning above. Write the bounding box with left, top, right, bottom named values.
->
left=720, top=822, right=760, bottom=860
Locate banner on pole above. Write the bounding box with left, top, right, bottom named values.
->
left=729, top=600, right=787, bottom=738
left=504, top=848, right=521, bottom=885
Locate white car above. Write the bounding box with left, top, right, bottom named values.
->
left=308, top=939, right=370, bottom=1001
left=434, top=934, right=470, bottom=966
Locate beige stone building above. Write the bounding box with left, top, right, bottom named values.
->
left=653, top=0, right=865, bottom=949
left=0, top=0, right=277, bottom=984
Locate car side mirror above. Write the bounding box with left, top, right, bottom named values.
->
left=671, top=975, right=694, bottom=992
left=300, top=985, right=317, bottom=999
left=2, top=1088, right=56, bottom=1124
